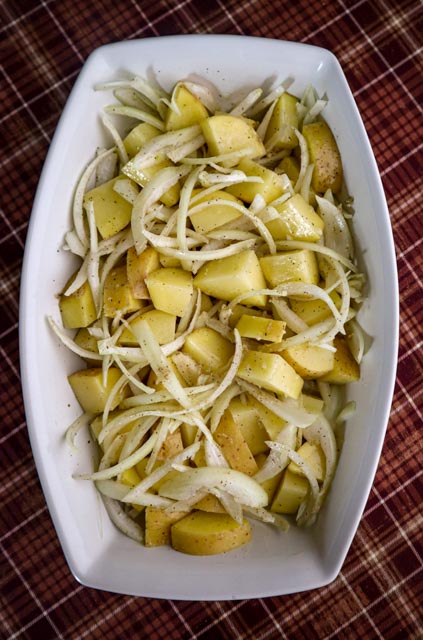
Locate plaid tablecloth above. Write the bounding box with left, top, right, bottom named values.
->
left=1, top=0, right=422, bottom=638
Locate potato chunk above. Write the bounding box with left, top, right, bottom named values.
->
left=68, top=367, right=128, bottom=413
left=237, top=350, right=303, bottom=399
left=188, top=189, right=243, bottom=233
left=145, top=507, right=187, bottom=547
left=288, top=442, right=326, bottom=482
left=289, top=289, right=341, bottom=325
left=265, top=92, right=299, bottom=150
left=193, top=250, right=267, bottom=307
left=83, top=176, right=134, bottom=239
left=146, top=268, right=194, bottom=317
left=227, top=158, right=284, bottom=204
left=171, top=512, right=252, bottom=555
left=123, top=122, right=161, bottom=157
left=119, top=309, right=176, bottom=346
left=302, top=121, right=343, bottom=193
left=103, top=265, right=144, bottom=318
left=260, top=250, right=319, bottom=287
left=127, top=246, right=160, bottom=299
left=123, top=157, right=180, bottom=207
left=271, top=469, right=309, bottom=514
left=226, top=398, right=268, bottom=455
left=265, top=193, right=324, bottom=242
left=165, top=84, right=208, bottom=131
left=282, top=342, right=335, bottom=379
left=214, top=410, right=258, bottom=476
left=182, top=327, right=234, bottom=373
left=201, top=115, right=265, bottom=165
left=59, top=277, right=97, bottom=329
left=320, top=336, right=360, bottom=384
left=236, top=314, right=286, bottom=343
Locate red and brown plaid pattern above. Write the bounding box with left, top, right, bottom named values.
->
left=1, top=0, right=422, bottom=638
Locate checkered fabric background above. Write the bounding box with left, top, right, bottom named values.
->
left=0, top=0, right=422, bottom=638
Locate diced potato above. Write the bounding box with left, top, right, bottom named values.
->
left=271, top=469, right=309, bottom=514
left=123, top=157, right=180, bottom=207
left=302, top=121, right=343, bottom=193
left=301, top=393, right=324, bottom=414
left=59, top=276, right=97, bottom=329
left=119, top=309, right=176, bottom=346
left=226, top=398, right=268, bottom=455
left=127, top=246, right=160, bottom=299
left=288, top=442, right=326, bottom=482
left=68, top=367, right=129, bottom=414
left=260, top=250, right=319, bottom=287
left=236, top=314, right=286, bottom=343
left=282, top=342, right=335, bottom=379
left=188, top=189, right=243, bottom=233
left=277, top=156, right=300, bottom=182
left=120, top=466, right=144, bottom=511
left=180, top=422, right=198, bottom=447
left=265, top=93, right=299, bottom=150
left=103, top=265, right=144, bottom=318
left=157, top=429, right=184, bottom=461
left=73, top=328, right=98, bottom=365
left=193, top=250, right=267, bottom=307
left=123, top=122, right=161, bottom=157
left=265, top=193, right=324, bottom=242
left=201, top=115, right=265, bottom=166
left=182, top=327, right=234, bottom=373
left=227, top=304, right=262, bottom=328
left=227, top=159, right=284, bottom=204
left=255, top=453, right=282, bottom=502
left=214, top=410, right=259, bottom=476
left=194, top=494, right=226, bottom=513
left=249, top=397, right=288, bottom=440
left=83, top=176, right=134, bottom=239
left=237, top=350, right=304, bottom=399
left=145, top=507, right=187, bottom=547
left=146, top=268, right=194, bottom=317
left=289, top=289, right=341, bottom=325
left=159, top=254, right=181, bottom=268
left=165, top=84, right=208, bottom=131
left=171, top=511, right=252, bottom=555
left=171, top=352, right=202, bottom=386
left=320, top=336, right=360, bottom=384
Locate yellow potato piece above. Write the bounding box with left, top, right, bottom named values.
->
left=277, top=155, right=300, bottom=182
left=265, top=92, right=299, bottom=150
left=127, top=246, right=160, bottom=299
left=73, top=328, right=99, bottom=361
left=227, top=158, right=284, bottom=204
left=271, top=469, right=309, bottom=514
left=236, top=314, right=286, bottom=343
left=119, top=309, right=176, bottom=346
left=289, top=289, right=341, bottom=325
left=193, top=250, right=267, bottom=307
left=123, top=157, right=180, bottom=207
left=83, top=176, right=134, bottom=239
left=165, top=84, right=208, bottom=131
left=249, top=397, right=288, bottom=440
left=214, top=410, right=259, bottom=476
left=237, top=350, right=304, bottom=399
left=260, top=250, right=319, bottom=287
left=201, top=114, right=265, bottom=166
left=188, top=189, right=243, bottom=233
left=320, top=336, right=360, bottom=384
left=59, top=276, right=97, bottom=329
left=265, top=193, right=324, bottom=242
left=145, top=507, right=187, bottom=547
left=182, top=327, right=235, bottom=373
left=68, top=367, right=129, bottom=414
left=302, top=121, right=343, bottom=194
left=171, top=512, right=252, bottom=555
left=227, top=398, right=268, bottom=455
left=103, top=265, right=144, bottom=318
left=194, top=494, right=226, bottom=513
left=282, top=342, right=335, bottom=379
left=288, top=442, right=326, bottom=482
left=146, top=268, right=194, bottom=317
left=123, top=122, right=161, bottom=157
left=255, top=453, right=282, bottom=503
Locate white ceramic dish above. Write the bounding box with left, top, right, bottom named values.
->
left=20, top=35, right=398, bottom=600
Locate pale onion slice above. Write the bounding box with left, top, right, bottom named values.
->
left=113, top=177, right=139, bottom=204
left=65, top=411, right=94, bottom=451
left=85, top=200, right=100, bottom=314
left=211, top=488, right=243, bottom=524
left=256, top=99, right=277, bottom=140
left=346, top=318, right=366, bottom=364
left=167, top=135, right=205, bottom=163
left=230, top=88, right=263, bottom=116
left=101, top=113, right=129, bottom=165
left=302, top=414, right=337, bottom=514
left=118, top=416, right=158, bottom=462
left=101, top=495, right=144, bottom=543
left=104, top=104, right=165, bottom=131
left=95, top=479, right=130, bottom=501
left=317, top=381, right=342, bottom=423
left=236, top=379, right=316, bottom=428
left=209, top=383, right=241, bottom=433
left=122, top=442, right=201, bottom=501
left=63, top=256, right=89, bottom=296
left=146, top=417, right=181, bottom=473
left=336, top=401, right=356, bottom=426
left=158, top=467, right=268, bottom=508
left=125, top=125, right=202, bottom=171
left=253, top=424, right=297, bottom=483
left=244, top=506, right=290, bottom=532
left=270, top=298, right=309, bottom=334
left=248, top=82, right=288, bottom=117
left=300, top=163, right=314, bottom=205
left=63, top=230, right=86, bottom=257
left=316, top=195, right=354, bottom=260
left=77, top=432, right=158, bottom=481
left=47, top=316, right=102, bottom=361
left=181, top=80, right=217, bottom=112
left=293, top=129, right=309, bottom=193
left=204, top=439, right=229, bottom=468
